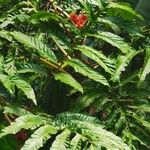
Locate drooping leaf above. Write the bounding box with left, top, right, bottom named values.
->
left=54, top=72, right=83, bottom=93
left=139, top=47, right=150, bottom=82
left=87, top=31, right=134, bottom=53
left=4, top=105, right=32, bottom=116
left=15, top=14, right=30, bottom=22
left=0, top=115, right=47, bottom=138
left=111, top=50, right=138, bottom=81
left=72, top=92, right=101, bottom=112
left=98, top=17, right=120, bottom=32
left=51, top=129, right=71, bottom=150
left=125, top=131, right=149, bottom=147
left=0, top=31, right=12, bottom=41
left=75, top=45, right=115, bottom=74
left=108, top=17, right=143, bottom=36
left=56, top=114, right=130, bottom=150
left=129, top=104, right=150, bottom=112
left=21, top=125, right=58, bottom=150
left=87, top=0, right=103, bottom=9
left=70, top=134, right=82, bottom=150
left=30, top=11, right=62, bottom=22
left=107, top=2, right=143, bottom=20
left=132, top=113, right=150, bottom=131
left=17, top=62, right=47, bottom=75
left=11, top=76, right=36, bottom=105
left=0, top=74, right=14, bottom=94
left=0, top=55, right=4, bottom=72
left=10, top=31, right=58, bottom=63
left=55, top=112, right=100, bottom=125
left=64, top=59, right=109, bottom=86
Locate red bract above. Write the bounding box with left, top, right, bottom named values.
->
left=15, top=131, right=28, bottom=141
left=69, top=12, right=88, bottom=29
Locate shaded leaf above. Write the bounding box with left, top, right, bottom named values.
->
left=11, top=76, right=36, bottom=105
left=64, top=59, right=109, bottom=86
left=87, top=31, right=134, bottom=53
left=75, top=45, right=115, bottom=74
left=54, top=72, right=83, bottom=93
left=139, top=47, right=150, bottom=82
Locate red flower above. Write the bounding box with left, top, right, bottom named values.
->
left=69, top=12, right=88, bottom=29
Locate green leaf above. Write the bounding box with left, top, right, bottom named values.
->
left=0, top=31, right=12, bottom=41
left=98, top=18, right=120, bottom=32
left=111, top=50, right=138, bottom=81
left=0, top=134, right=17, bottom=150
left=51, top=129, right=71, bottom=150
left=139, top=47, right=150, bottom=82
left=72, top=92, right=101, bottom=112
left=129, top=104, right=150, bottom=112
left=0, top=55, right=4, bottom=72
left=51, top=35, right=72, bottom=54
left=70, top=134, right=82, bottom=150
left=56, top=113, right=100, bottom=125
left=88, top=0, right=103, bottom=8
left=132, top=113, right=150, bottom=131
left=78, top=121, right=130, bottom=150
left=75, top=45, right=115, bottom=74
left=64, top=59, right=109, bottom=86
left=0, top=115, right=47, bottom=138
left=4, top=105, right=32, bottom=116
left=57, top=115, right=130, bottom=150
left=21, top=125, right=58, bottom=150
left=11, top=76, right=36, bottom=105
left=17, top=62, right=47, bottom=75
left=107, top=2, right=143, bottom=20
left=54, top=72, right=83, bottom=93
left=30, top=11, right=62, bottom=22
left=15, top=14, right=30, bottom=22
left=125, top=132, right=148, bottom=147
left=0, top=74, right=14, bottom=94
left=108, top=17, right=143, bottom=37
left=87, top=31, right=134, bottom=53
left=10, top=31, right=57, bottom=63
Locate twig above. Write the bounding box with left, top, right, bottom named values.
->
left=4, top=113, right=12, bottom=125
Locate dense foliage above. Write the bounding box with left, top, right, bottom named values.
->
left=0, top=0, right=150, bottom=149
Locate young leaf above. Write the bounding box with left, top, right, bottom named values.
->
left=64, top=59, right=109, bottom=86
left=54, top=72, right=83, bottom=93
